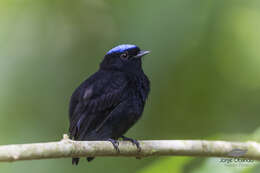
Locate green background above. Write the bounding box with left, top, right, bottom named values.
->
left=0, top=0, right=260, bottom=172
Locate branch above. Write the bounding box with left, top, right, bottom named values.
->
left=0, top=134, right=260, bottom=162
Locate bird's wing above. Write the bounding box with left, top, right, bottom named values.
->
left=69, top=72, right=128, bottom=139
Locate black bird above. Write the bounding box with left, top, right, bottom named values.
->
left=69, top=44, right=150, bottom=165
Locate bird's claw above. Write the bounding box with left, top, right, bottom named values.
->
left=108, top=138, right=120, bottom=153
left=121, top=136, right=141, bottom=152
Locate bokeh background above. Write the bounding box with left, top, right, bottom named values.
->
left=0, top=0, right=260, bottom=172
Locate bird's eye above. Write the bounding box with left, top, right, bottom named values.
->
left=120, top=52, right=128, bottom=59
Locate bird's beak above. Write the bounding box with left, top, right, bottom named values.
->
left=134, top=50, right=150, bottom=58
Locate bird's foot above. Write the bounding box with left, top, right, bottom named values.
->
left=121, top=136, right=141, bottom=152
left=108, top=138, right=120, bottom=153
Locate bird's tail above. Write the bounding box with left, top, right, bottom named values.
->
left=72, top=157, right=95, bottom=165
left=87, top=157, right=95, bottom=162
left=72, top=158, right=80, bottom=165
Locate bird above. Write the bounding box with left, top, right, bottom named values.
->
left=68, top=44, right=150, bottom=165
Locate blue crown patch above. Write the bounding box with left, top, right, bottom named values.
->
left=106, top=44, right=137, bottom=55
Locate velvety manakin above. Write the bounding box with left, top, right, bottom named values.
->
left=68, top=44, right=150, bottom=165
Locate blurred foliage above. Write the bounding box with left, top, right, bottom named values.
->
left=0, top=0, right=260, bottom=172
left=137, top=157, right=192, bottom=173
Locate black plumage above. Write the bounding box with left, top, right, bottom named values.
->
left=68, top=44, right=150, bottom=165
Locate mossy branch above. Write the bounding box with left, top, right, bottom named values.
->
left=0, top=134, right=260, bottom=162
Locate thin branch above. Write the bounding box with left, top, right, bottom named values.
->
left=0, top=134, right=260, bottom=162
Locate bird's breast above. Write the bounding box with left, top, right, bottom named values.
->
left=127, top=73, right=150, bottom=105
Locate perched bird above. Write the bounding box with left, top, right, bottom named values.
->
left=68, top=44, right=150, bottom=165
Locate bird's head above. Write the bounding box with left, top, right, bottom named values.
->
left=100, top=44, right=150, bottom=73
